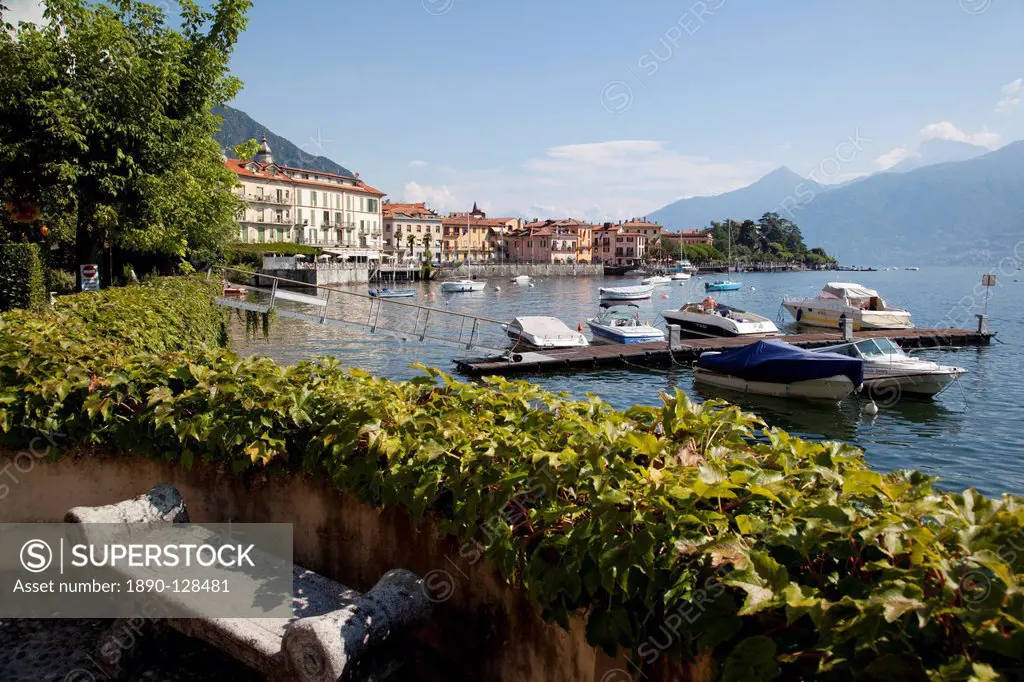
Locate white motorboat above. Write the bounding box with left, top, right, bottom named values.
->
left=599, top=284, right=654, bottom=301
left=662, top=301, right=779, bottom=338
left=905, top=266, right=920, bottom=271
left=510, top=275, right=532, bottom=284
left=441, top=279, right=486, bottom=293
left=670, top=271, right=692, bottom=281
left=587, top=305, right=665, bottom=344
left=694, top=340, right=863, bottom=402
left=503, top=316, right=589, bottom=349
left=813, top=337, right=966, bottom=397
left=641, top=275, right=673, bottom=286
left=783, top=282, right=913, bottom=330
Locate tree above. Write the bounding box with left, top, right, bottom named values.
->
left=422, top=232, right=432, bottom=259
left=232, top=138, right=260, bottom=162
left=0, top=0, right=252, bottom=281
left=406, top=233, right=415, bottom=259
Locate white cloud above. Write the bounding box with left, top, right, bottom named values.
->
left=403, top=181, right=461, bottom=212
left=408, top=160, right=428, bottom=168
left=996, top=78, right=1022, bottom=113
left=874, top=145, right=914, bottom=170
left=3, top=0, right=47, bottom=27
left=920, top=121, right=1000, bottom=149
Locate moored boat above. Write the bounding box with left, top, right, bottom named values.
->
left=510, top=275, right=532, bottom=284
left=599, top=284, right=654, bottom=301
left=812, top=337, right=966, bottom=397
left=783, top=282, right=913, bottom=330
left=704, top=280, right=742, bottom=292
left=587, top=304, right=665, bottom=344
left=694, top=339, right=863, bottom=402
left=662, top=299, right=779, bottom=338
left=368, top=287, right=416, bottom=298
left=441, top=279, right=486, bottom=293
left=641, top=275, right=673, bottom=286
left=670, top=271, right=692, bottom=281
left=503, top=316, right=589, bottom=349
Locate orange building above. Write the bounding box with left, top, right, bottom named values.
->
left=503, top=219, right=594, bottom=263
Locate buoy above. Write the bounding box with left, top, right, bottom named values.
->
left=577, top=323, right=584, bottom=332
left=863, top=401, right=879, bottom=415
left=660, top=294, right=669, bottom=299
left=495, top=286, right=501, bottom=291
left=528, top=282, right=535, bottom=287
left=750, top=286, right=756, bottom=291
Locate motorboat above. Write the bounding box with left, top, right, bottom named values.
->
left=671, top=260, right=698, bottom=274
left=704, top=280, right=742, bottom=292
left=441, top=279, right=486, bottom=293
left=510, top=275, right=532, bottom=284
left=587, top=304, right=665, bottom=344
left=670, top=271, right=692, bottom=281
left=812, top=337, right=966, bottom=397
left=641, top=275, right=673, bottom=286
left=503, top=316, right=589, bottom=349
left=599, top=284, right=654, bottom=301
left=368, top=287, right=416, bottom=298
left=662, top=300, right=779, bottom=338
left=783, top=282, right=913, bottom=330
left=905, top=266, right=920, bottom=271
left=694, top=339, right=863, bottom=402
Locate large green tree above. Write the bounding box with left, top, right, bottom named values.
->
left=0, top=0, right=251, bottom=278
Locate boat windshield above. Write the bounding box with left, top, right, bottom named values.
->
left=853, top=338, right=904, bottom=358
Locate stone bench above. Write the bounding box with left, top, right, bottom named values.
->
left=65, top=483, right=431, bottom=681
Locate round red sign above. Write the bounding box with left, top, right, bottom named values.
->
left=81, top=265, right=97, bottom=278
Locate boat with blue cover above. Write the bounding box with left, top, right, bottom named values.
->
left=704, top=280, right=742, bottom=292
left=694, top=339, right=863, bottom=401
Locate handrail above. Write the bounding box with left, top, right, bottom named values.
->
left=213, top=265, right=509, bottom=326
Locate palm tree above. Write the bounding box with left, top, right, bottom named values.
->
left=393, top=228, right=403, bottom=259
left=407, top=233, right=416, bottom=261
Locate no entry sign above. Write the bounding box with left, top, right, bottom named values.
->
left=80, top=264, right=100, bottom=292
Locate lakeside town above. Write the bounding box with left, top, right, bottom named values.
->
left=2, top=1, right=1022, bottom=682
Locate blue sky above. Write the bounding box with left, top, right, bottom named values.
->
left=8, top=0, right=1024, bottom=221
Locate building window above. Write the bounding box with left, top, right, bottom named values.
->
left=311, top=192, right=317, bottom=207
left=296, top=189, right=303, bottom=204
left=323, top=210, right=330, bottom=226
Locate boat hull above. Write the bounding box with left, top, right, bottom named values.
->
left=705, top=282, right=741, bottom=292
left=587, top=322, right=664, bottom=344
left=662, top=309, right=779, bottom=338
left=641, top=276, right=672, bottom=286
left=670, top=272, right=692, bottom=281
left=863, top=368, right=964, bottom=397
left=599, top=285, right=654, bottom=301
left=694, top=369, right=856, bottom=402
left=783, top=301, right=913, bottom=330
left=368, top=289, right=416, bottom=298
left=441, top=281, right=486, bottom=293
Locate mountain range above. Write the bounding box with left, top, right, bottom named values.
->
left=213, top=105, right=355, bottom=178
left=650, top=140, right=1024, bottom=265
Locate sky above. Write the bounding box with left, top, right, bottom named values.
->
left=6, top=0, right=1024, bottom=222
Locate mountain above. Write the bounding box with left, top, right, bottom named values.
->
left=886, top=138, right=989, bottom=174
left=795, top=141, right=1024, bottom=265
left=649, top=166, right=821, bottom=230
left=213, top=105, right=355, bottom=178
left=648, top=142, right=1024, bottom=265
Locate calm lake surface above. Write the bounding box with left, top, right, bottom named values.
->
left=230, top=266, right=1024, bottom=497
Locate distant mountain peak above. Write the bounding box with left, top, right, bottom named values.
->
left=888, top=138, right=989, bottom=173
left=213, top=105, right=356, bottom=178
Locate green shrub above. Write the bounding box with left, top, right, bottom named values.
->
left=1, top=280, right=1022, bottom=679
left=0, top=243, right=46, bottom=312
left=226, top=242, right=319, bottom=269
left=46, top=268, right=77, bottom=295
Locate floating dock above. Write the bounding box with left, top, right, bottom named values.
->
left=454, top=328, right=996, bottom=377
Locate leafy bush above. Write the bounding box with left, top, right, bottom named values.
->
left=1, top=279, right=1022, bottom=679
left=0, top=243, right=46, bottom=312
left=46, top=268, right=77, bottom=295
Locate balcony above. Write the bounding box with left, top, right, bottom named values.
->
left=247, top=194, right=290, bottom=205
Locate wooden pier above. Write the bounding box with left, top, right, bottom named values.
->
left=454, top=328, right=996, bottom=377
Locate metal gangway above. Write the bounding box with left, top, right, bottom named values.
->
left=211, top=266, right=512, bottom=353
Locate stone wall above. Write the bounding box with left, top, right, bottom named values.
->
left=0, top=450, right=634, bottom=682
left=256, top=267, right=369, bottom=287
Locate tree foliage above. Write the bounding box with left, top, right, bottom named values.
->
left=708, top=213, right=836, bottom=266
left=0, top=0, right=251, bottom=269
left=2, top=278, right=1023, bottom=680
left=232, top=138, right=260, bottom=162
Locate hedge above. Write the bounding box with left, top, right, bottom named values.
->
left=1, top=278, right=1022, bottom=680
left=0, top=243, right=46, bottom=312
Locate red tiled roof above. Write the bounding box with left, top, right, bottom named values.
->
left=383, top=202, right=440, bottom=219
left=226, top=159, right=386, bottom=197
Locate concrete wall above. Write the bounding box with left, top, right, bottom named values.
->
left=442, top=263, right=603, bottom=279
left=0, top=450, right=647, bottom=682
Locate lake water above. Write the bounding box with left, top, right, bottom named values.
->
left=230, top=266, right=1024, bottom=497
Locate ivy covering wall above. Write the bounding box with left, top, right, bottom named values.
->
left=1, top=277, right=1022, bottom=680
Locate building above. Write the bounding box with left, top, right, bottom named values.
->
left=442, top=203, right=523, bottom=262
left=663, top=229, right=714, bottom=246
left=591, top=218, right=665, bottom=266
left=227, top=134, right=386, bottom=257
left=503, top=219, right=594, bottom=263
left=382, top=202, right=443, bottom=262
